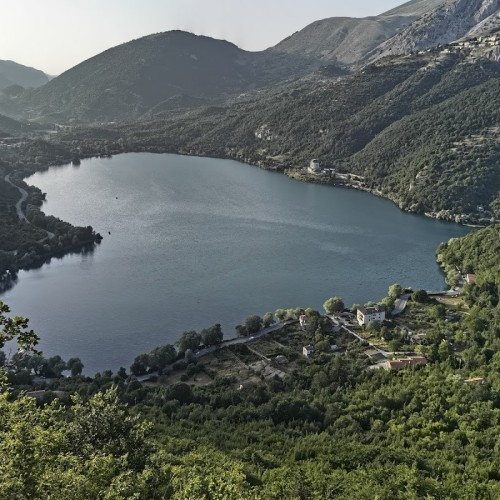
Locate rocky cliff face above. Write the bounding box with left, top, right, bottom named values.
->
left=369, top=0, right=499, bottom=61
left=270, top=1, right=447, bottom=66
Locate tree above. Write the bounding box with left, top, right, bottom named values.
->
left=263, top=312, right=275, bottom=328
left=430, top=305, right=446, bottom=321
left=130, top=353, right=149, bottom=376
left=380, top=296, right=395, bottom=310
left=323, top=296, right=345, bottom=315
left=47, top=355, right=67, bottom=377
left=184, top=349, right=197, bottom=364
left=275, top=309, right=287, bottom=321
left=0, top=301, right=39, bottom=354
left=200, top=323, right=223, bottom=346
left=235, top=325, right=247, bottom=337
left=66, top=357, right=84, bottom=377
left=245, top=315, right=263, bottom=335
left=27, top=355, right=48, bottom=376
left=412, top=289, right=429, bottom=303
left=388, top=283, right=403, bottom=299
left=0, top=387, right=170, bottom=498
left=305, top=308, right=320, bottom=319
left=176, top=331, right=201, bottom=353
left=315, top=339, right=331, bottom=353
left=317, top=316, right=333, bottom=334
left=149, top=345, right=176, bottom=371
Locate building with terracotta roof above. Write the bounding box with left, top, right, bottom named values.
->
left=384, top=356, right=427, bottom=370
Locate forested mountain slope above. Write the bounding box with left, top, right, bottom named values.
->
left=0, top=60, right=49, bottom=90
left=4, top=31, right=316, bottom=123
left=0, top=113, right=30, bottom=137
left=101, top=38, right=499, bottom=221
left=2, top=0, right=495, bottom=124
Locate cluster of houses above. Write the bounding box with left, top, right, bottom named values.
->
left=299, top=303, right=433, bottom=370
left=454, top=34, right=500, bottom=49
left=307, top=159, right=335, bottom=177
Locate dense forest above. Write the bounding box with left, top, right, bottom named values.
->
left=0, top=153, right=102, bottom=281
left=1, top=225, right=498, bottom=497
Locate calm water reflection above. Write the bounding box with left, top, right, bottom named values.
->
left=2, top=154, right=469, bottom=373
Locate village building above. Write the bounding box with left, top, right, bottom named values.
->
left=357, top=305, right=386, bottom=326
left=299, top=314, right=308, bottom=328
left=308, top=159, right=321, bottom=174
left=302, top=344, right=315, bottom=357
left=464, top=377, right=485, bottom=384
left=384, top=356, right=427, bottom=370
left=465, top=273, right=477, bottom=284
left=275, top=355, right=288, bottom=365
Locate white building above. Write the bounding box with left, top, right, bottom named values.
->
left=308, top=159, right=321, bottom=174
left=299, top=315, right=308, bottom=328
left=303, top=345, right=314, bottom=357
left=357, top=305, right=386, bottom=326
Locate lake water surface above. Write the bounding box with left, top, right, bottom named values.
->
left=2, top=153, right=469, bottom=373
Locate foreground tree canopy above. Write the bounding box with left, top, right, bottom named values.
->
left=0, top=226, right=499, bottom=497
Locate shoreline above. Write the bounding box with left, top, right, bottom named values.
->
left=0, top=146, right=479, bottom=292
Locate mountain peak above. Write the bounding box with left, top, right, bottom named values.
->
left=0, top=59, right=49, bottom=91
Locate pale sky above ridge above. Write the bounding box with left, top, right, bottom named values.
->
left=1, top=0, right=406, bottom=75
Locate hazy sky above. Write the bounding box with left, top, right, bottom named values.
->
left=1, top=0, right=407, bottom=75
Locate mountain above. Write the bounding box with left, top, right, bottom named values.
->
left=370, top=0, right=500, bottom=61
left=0, top=113, right=32, bottom=137
left=104, top=33, right=499, bottom=222
left=6, top=31, right=317, bottom=123
left=269, top=0, right=446, bottom=66
left=0, top=60, right=49, bottom=90
left=1, top=0, right=497, bottom=128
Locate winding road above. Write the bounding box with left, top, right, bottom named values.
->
left=4, top=174, right=28, bottom=222
left=4, top=174, right=55, bottom=240
left=392, top=293, right=411, bottom=316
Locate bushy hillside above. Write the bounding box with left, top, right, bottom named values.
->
left=7, top=31, right=315, bottom=123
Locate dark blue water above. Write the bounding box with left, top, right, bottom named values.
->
left=2, top=153, right=469, bottom=373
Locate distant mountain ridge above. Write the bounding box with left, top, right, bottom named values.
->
left=0, top=60, right=49, bottom=90
left=270, top=0, right=446, bottom=66
left=6, top=31, right=316, bottom=123
left=0, top=0, right=497, bottom=124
